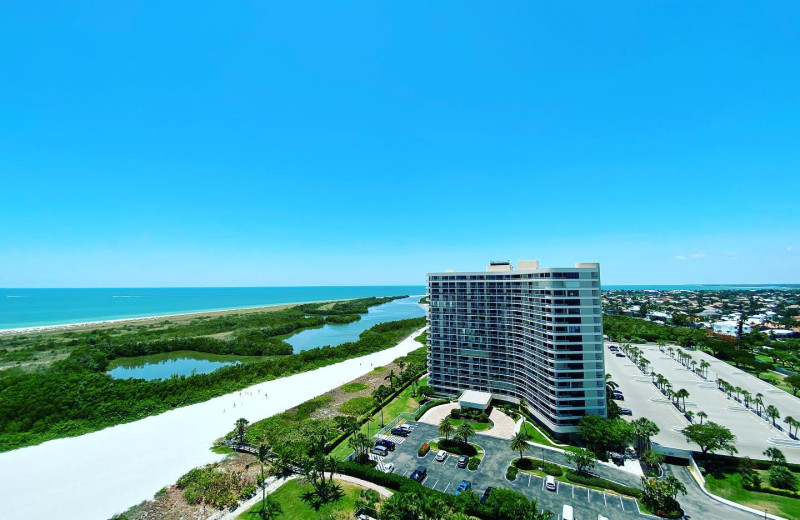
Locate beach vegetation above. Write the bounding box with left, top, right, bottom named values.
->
left=0, top=301, right=424, bottom=452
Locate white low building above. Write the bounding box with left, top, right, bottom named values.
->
left=712, top=320, right=752, bottom=336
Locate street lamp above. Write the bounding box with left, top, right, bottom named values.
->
left=542, top=448, right=545, bottom=465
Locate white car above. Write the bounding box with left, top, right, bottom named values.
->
left=381, top=462, right=395, bottom=473
left=598, top=515, right=610, bottom=520
left=545, top=475, right=557, bottom=491
left=435, top=450, right=448, bottom=462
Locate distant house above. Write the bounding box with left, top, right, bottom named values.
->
left=712, top=320, right=752, bottom=337
left=698, top=309, right=721, bottom=318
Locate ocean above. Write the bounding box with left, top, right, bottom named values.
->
left=0, top=286, right=426, bottom=331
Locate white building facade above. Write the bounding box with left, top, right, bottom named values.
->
left=427, top=260, right=606, bottom=438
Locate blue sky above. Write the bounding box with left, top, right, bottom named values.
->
left=1, top=2, right=798, bottom=287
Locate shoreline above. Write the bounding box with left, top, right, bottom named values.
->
left=0, top=326, right=427, bottom=520
left=0, top=294, right=423, bottom=337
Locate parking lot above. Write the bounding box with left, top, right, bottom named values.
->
left=604, top=342, right=800, bottom=463
left=375, top=422, right=643, bottom=520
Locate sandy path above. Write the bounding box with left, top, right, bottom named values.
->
left=0, top=327, right=425, bottom=520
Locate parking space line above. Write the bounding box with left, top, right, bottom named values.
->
left=587, top=488, right=590, bottom=501
left=620, top=496, right=624, bottom=510
left=528, top=474, right=532, bottom=486
left=443, top=482, right=451, bottom=493
left=571, top=484, right=574, bottom=498
left=604, top=492, right=607, bottom=506
left=430, top=478, right=439, bottom=490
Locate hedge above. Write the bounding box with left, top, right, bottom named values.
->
left=506, top=465, right=518, bottom=481
left=418, top=443, right=430, bottom=457
left=565, top=470, right=642, bottom=498
left=513, top=457, right=564, bottom=477
left=468, top=457, right=480, bottom=471
left=744, top=483, right=800, bottom=498
left=340, top=461, right=421, bottom=492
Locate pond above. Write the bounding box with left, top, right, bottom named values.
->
left=106, top=351, right=246, bottom=380
left=286, top=295, right=426, bottom=352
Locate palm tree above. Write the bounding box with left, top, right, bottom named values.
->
left=438, top=417, right=454, bottom=441
left=676, top=389, right=689, bottom=411
left=700, top=360, right=710, bottom=378
left=742, top=390, right=751, bottom=408
left=667, top=347, right=675, bottom=358
left=754, top=393, right=764, bottom=415
left=785, top=416, right=797, bottom=438
left=691, top=360, right=698, bottom=374
left=510, top=431, right=531, bottom=461
left=733, top=387, right=742, bottom=402
left=763, top=447, right=786, bottom=464
left=372, top=386, right=389, bottom=427
left=257, top=444, right=272, bottom=517
left=384, top=370, right=397, bottom=389
left=519, top=397, right=528, bottom=414
left=235, top=417, right=249, bottom=442
left=605, top=373, right=619, bottom=393
left=686, top=411, right=695, bottom=423
left=455, top=422, right=476, bottom=446
left=697, top=411, right=708, bottom=425
left=767, top=405, right=780, bottom=427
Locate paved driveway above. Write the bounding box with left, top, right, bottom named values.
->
left=379, top=422, right=643, bottom=520
left=418, top=404, right=517, bottom=440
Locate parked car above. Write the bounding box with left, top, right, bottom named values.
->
left=625, top=447, right=638, bottom=459
left=399, top=423, right=414, bottom=432
left=598, top=515, right=610, bottom=520
left=457, top=455, right=469, bottom=468
left=435, top=450, right=448, bottom=462
left=609, top=452, right=625, bottom=465
left=410, top=466, right=427, bottom=482
left=615, top=352, right=625, bottom=357
left=455, top=480, right=472, bottom=496
left=390, top=427, right=410, bottom=436
left=608, top=345, right=618, bottom=350
left=620, top=408, right=633, bottom=416
left=375, top=439, right=396, bottom=451
left=381, top=462, right=395, bottom=473
left=370, top=446, right=388, bottom=457
left=480, top=486, right=494, bottom=504
left=612, top=393, right=624, bottom=401
left=545, top=475, right=557, bottom=491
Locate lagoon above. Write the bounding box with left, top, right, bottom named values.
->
left=106, top=351, right=251, bottom=380
left=286, top=295, right=426, bottom=352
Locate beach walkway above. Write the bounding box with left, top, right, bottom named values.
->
left=0, top=327, right=425, bottom=520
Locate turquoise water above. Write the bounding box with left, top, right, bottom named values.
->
left=287, top=295, right=425, bottom=352
left=0, top=286, right=425, bottom=330
left=107, top=355, right=239, bottom=381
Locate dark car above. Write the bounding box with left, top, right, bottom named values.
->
left=612, top=393, right=624, bottom=401
left=615, top=352, right=625, bottom=357
left=457, top=455, right=469, bottom=468
left=609, top=452, right=625, bottom=465
left=455, top=480, right=472, bottom=496
left=390, top=427, right=410, bottom=437
left=410, top=466, right=427, bottom=483
left=375, top=439, right=396, bottom=451
left=620, top=407, right=633, bottom=416
left=480, top=486, right=494, bottom=504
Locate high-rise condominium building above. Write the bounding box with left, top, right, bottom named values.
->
left=427, top=260, right=606, bottom=438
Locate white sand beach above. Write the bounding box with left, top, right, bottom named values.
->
left=0, top=327, right=426, bottom=520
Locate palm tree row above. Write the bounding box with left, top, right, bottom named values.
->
left=713, top=380, right=796, bottom=434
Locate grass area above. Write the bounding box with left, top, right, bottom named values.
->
left=238, top=479, right=362, bottom=519
left=342, top=382, right=369, bottom=393
left=330, top=376, right=427, bottom=460
left=448, top=418, right=492, bottom=432
left=371, top=366, right=387, bottom=373
left=521, top=422, right=581, bottom=453
left=414, top=331, right=427, bottom=345
left=339, top=396, right=374, bottom=415
left=706, top=471, right=800, bottom=519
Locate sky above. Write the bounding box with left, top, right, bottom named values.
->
left=1, top=1, right=798, bottom=287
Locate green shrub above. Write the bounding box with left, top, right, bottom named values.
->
left=769, top=465, right=798, bottom=491
left=341, top=382, right=369, bottom=393
left=506, top=465, right=518, bottom=481
left=339, top=396, right=374, bottom=416
left=418, top=443, right=430, bottom=456
left=565, top=470, right=642, bottom=498
left=468, top=457, right=480, bottom=471
left=513, top=457, right=563, bottom=477
left=438, top=439, right=478, bottom=456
